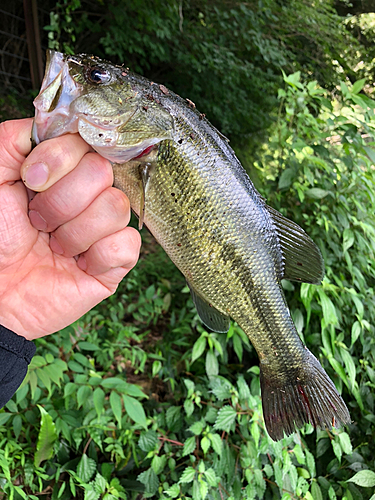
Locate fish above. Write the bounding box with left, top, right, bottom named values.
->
left=31, top=50, right=351, bottom=441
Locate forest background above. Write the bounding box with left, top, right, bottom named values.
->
left=1, top=0, right=375, bottom=499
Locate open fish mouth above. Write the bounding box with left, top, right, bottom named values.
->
left=32, top=51, right=82, bottom=144
left=32, top=51, right=164, bottom=163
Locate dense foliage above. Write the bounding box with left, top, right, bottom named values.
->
left=44, top=0, right=373, bottom=144
left=1, top=1, right=375, bottom=499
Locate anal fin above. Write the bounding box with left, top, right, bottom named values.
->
left=187, top=281, right=230, bottom=333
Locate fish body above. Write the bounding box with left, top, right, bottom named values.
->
left=32, top=51, right=350, bottom=440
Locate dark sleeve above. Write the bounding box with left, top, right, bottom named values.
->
left=0, top=325, right=36, bottom=409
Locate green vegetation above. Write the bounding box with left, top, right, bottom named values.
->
left=1, top=1, right=375, bottom=499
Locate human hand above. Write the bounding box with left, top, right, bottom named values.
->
left=0, top=118, right=141, bottom=340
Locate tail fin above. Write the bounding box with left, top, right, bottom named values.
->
left=260, top=349, right=351, bottom=441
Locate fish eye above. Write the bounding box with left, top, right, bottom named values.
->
left=87, top=67, right=111, bottom=84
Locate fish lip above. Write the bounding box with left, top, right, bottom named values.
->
left=32, top=50, right=82, bottom=144
left=78, top=107, right=138, bottom=131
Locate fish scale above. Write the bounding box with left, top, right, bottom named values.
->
left=32, top=50, right=351, bottom=440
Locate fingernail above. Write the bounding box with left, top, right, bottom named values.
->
left=24, top=162, right=49, bottom=189
left=29, top=210, right=47, bottom=231
left=77, top=255, right=87, bottom=271
left=50, top=235, right=64, bottom=255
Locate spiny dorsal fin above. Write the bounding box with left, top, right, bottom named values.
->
left=187, top=281, right=230, bottom=333
left=266, top=205, right=324, bottom=284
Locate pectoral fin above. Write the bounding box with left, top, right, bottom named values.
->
left=266, top=205, right=325, bottom=284
left=187, top=281, right=230, bottom=333
left=138, top=163, right=151, bottom=230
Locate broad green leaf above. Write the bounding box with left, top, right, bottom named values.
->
left=208, top=433, right=223, bottom=455
left=110, top=391, right=123, bottom=426
left=213, top=405, right=236, bottom=432
left=351, top=78, right=366, bottom=94
left=183, top=436, right=196, bottom=456
left=201, top=436, right=210, bottom=454
left=205, top=468, right=217, bottom=487
left=278, top=168, right=295, bottom=189
left=77, top=454, right=97, bottom=483
left=0, top=413, right=12, bottom=426
left=34, top=406, right=58, bottom=467
left=305, top=188, right=330, bottom=199
left=192, top=335, right=206, bottom=363
left=77, top=385, right=92, bottom=409
left=311, top=482, right=323, bottom=500
left=205, top=349, right=219, bottom=377
left=77, top=341, right=100, bottom=351
left=137, top=468, right=159, bottom=495
left=179, top=466, right=196, bottom=484
left=12, top=414, right=22, bottom=439
left=317, top=289, right=338, bottom=326
left=123, top=395, right=147, bottom=429
left=347, top=470, right=375, bottom=487
left=338, top=432, right=352, bottom=455
left=151, top=454, right=167, bottom=475
left=164, top=484, right=180, bottom=498
left=139, top=430, right=158, bottom=452
left=93, top=387, right=105, bottom=416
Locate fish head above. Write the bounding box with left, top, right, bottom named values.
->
left=33, top=50, right=174, bottom=162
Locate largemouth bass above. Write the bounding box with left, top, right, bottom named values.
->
left=32, top=50, right=350, bottom=440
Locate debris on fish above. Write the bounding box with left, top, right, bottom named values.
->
left=32, top=50, right=351, bottom=441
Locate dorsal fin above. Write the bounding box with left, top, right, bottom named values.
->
left=187, top=281, right=230, bottom=333
left=266, top=205, right=324, bottom=284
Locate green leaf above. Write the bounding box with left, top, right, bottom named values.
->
left=201, top=436, right=210, bottom=454
left=205, top=349, right=219, bottom=377
left=78, top=341, right=100, bottom=351
left=34, top=406, right=58, bottom=467
left=110, top=391, right=123, bottom=427
left=77, top=385, right=92, bottom=409
left=166, top=406, right=182, bottom=432
left=0, top=413, right=12, bottom=426
left=213, top=405, right=236, bottom=432
left=179, top=466, right=196, bottom=484
left=137, top=468, right=159, bottom=495
left=93, top=387, right=105, bottom=416
left=123, top=395, right=147, bottom=429
left=305, top=188, right=330, bottom=199
left=13, top=414, right=22, bottom=439
left=208, top=433, right=223, bottom=455
left=183, top=436, right=196, bottom=456
left=77, top=454, right=97, bottom=483
left=139, top=430, right=158, bottom=452
left=164, top=484, right=180, bottom=498
left=317, top=289, right=338, bottom=326
left=347, top=470, right=375, bottom=487
left=192, top=335, right=207, bottom=363
left=351, top=78, right=366, bottom=94
left=338, top=432, right=352, bottom=455
left=311, top=482, right=323, bottom=500
left=151, top=454, right=167, bottom=475
left=278, top=168, right=295, bottom=189
left=205, top=468, right=217, bottom=487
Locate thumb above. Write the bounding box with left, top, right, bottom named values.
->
left=0, top=119, right=33, bottom=184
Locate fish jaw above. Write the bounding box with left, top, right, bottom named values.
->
left=32, top=51, right=82, bottom=144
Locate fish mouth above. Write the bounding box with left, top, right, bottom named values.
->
left=32, top=50, right=83, bottom=145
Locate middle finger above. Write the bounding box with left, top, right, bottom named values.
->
left=29, top=152, right=113, bottom=232
left=49, top=187, right=131, bottom=258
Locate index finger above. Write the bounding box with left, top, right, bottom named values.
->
left=21, top=133, right=91, bottom=192
left=0, top=118, right=33, bottom=184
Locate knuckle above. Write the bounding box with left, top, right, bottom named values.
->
left=85, top=153, right=113, bottom=186
left=104, top=187, right=130, bottom=219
